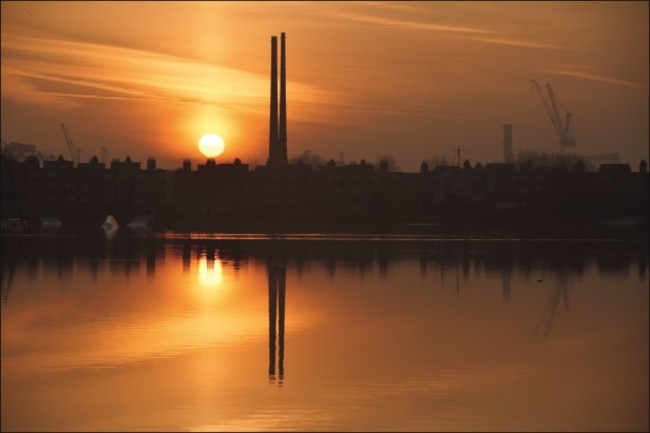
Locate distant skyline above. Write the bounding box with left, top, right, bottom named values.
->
left=1, top=1, right=648, bottom=171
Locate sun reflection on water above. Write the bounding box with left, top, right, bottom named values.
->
left=197, top=256, right=223, bottom=289
left=188, top=254, right=233, bottom=314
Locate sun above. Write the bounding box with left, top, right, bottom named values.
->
left=198, top=134, right=225, bottom=158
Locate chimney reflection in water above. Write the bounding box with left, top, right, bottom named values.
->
left=268, top=264, right=286, bottom=385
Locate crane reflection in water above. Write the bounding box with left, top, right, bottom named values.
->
left=530, top=275, right=571, bottom=342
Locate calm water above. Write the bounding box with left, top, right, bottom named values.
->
left=1, top=232, right=648, bottom=432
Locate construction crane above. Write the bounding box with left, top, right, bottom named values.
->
left=530, top=79, right=577, bottom=152
left=77, top=148, right=95, bottom=163
left=59, top=123, right=78, bottom=165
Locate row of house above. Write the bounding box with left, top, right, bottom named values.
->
left=2, top=154, right=648, bottom=226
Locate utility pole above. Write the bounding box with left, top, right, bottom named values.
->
left=452, top=146, right=464, bottom=167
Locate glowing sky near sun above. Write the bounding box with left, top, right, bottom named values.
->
left=1, top=1, right=647, bottom=170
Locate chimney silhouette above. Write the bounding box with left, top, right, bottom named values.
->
left=278, top=33, right=288, bottom=165
left=268, top=33, right=288, bottom=168
left=268, top=36, right=278, bottom=166
left=268, top=264, right=286, bottom=384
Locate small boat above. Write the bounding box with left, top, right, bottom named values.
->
left=1, top=218, right=27, bottom=234
left=101, top=215, right=119, bottom=231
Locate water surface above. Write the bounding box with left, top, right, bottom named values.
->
left=1, top=233, right=648, bottom=431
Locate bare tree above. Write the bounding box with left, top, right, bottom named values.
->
left=289, top=149, right=324, bottom=170
left=376, top=154, right=399, bottom=172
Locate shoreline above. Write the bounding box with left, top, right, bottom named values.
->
left=2, top=216, right=647, bottom=243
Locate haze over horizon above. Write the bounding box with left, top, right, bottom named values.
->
left=1, top=1, right=648, bottom=171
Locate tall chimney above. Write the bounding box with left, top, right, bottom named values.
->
left=278, top=32, right=288, bottom=165
left=268, top=36, right=278, bottom=166
left=503, top=124, right=513, bottom=163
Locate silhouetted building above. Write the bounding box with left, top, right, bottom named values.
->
left=598, top=163, right=631, bottom=174
left=267, top=32, right=288, bottom=169
left=76, top=156, right=106, bottom=217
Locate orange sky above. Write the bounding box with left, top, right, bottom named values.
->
left=1, top=1, right=648, bottom=170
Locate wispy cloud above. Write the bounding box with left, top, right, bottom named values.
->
left=329, top=10, right=493, bottom=34
left=291, top=99, right=483, bottom=128
left=357, top=1, right=431, bottom=15
left=338, top=103, right=483, bottom=120
left=1, top=32, right=339, bottom=116
left=324, top=8, right=577, bottom=53
left=5, top=66, right=168, bottom=103
left=543, top=67, right=645, bottom=89
left=462, top=36, right=572, bottom=51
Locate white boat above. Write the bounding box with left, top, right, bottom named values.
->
left=101, top=215, right=119, bottom=231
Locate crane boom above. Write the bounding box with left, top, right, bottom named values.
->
left=545, top=83, right=565, bottom=137
left=77, top=148, right=94, bottom=163
left=530, top=79, right=559, bottom=133
left=59, top=123, right=78, bottom=164
left=530, top=79, right=577, bottom=151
